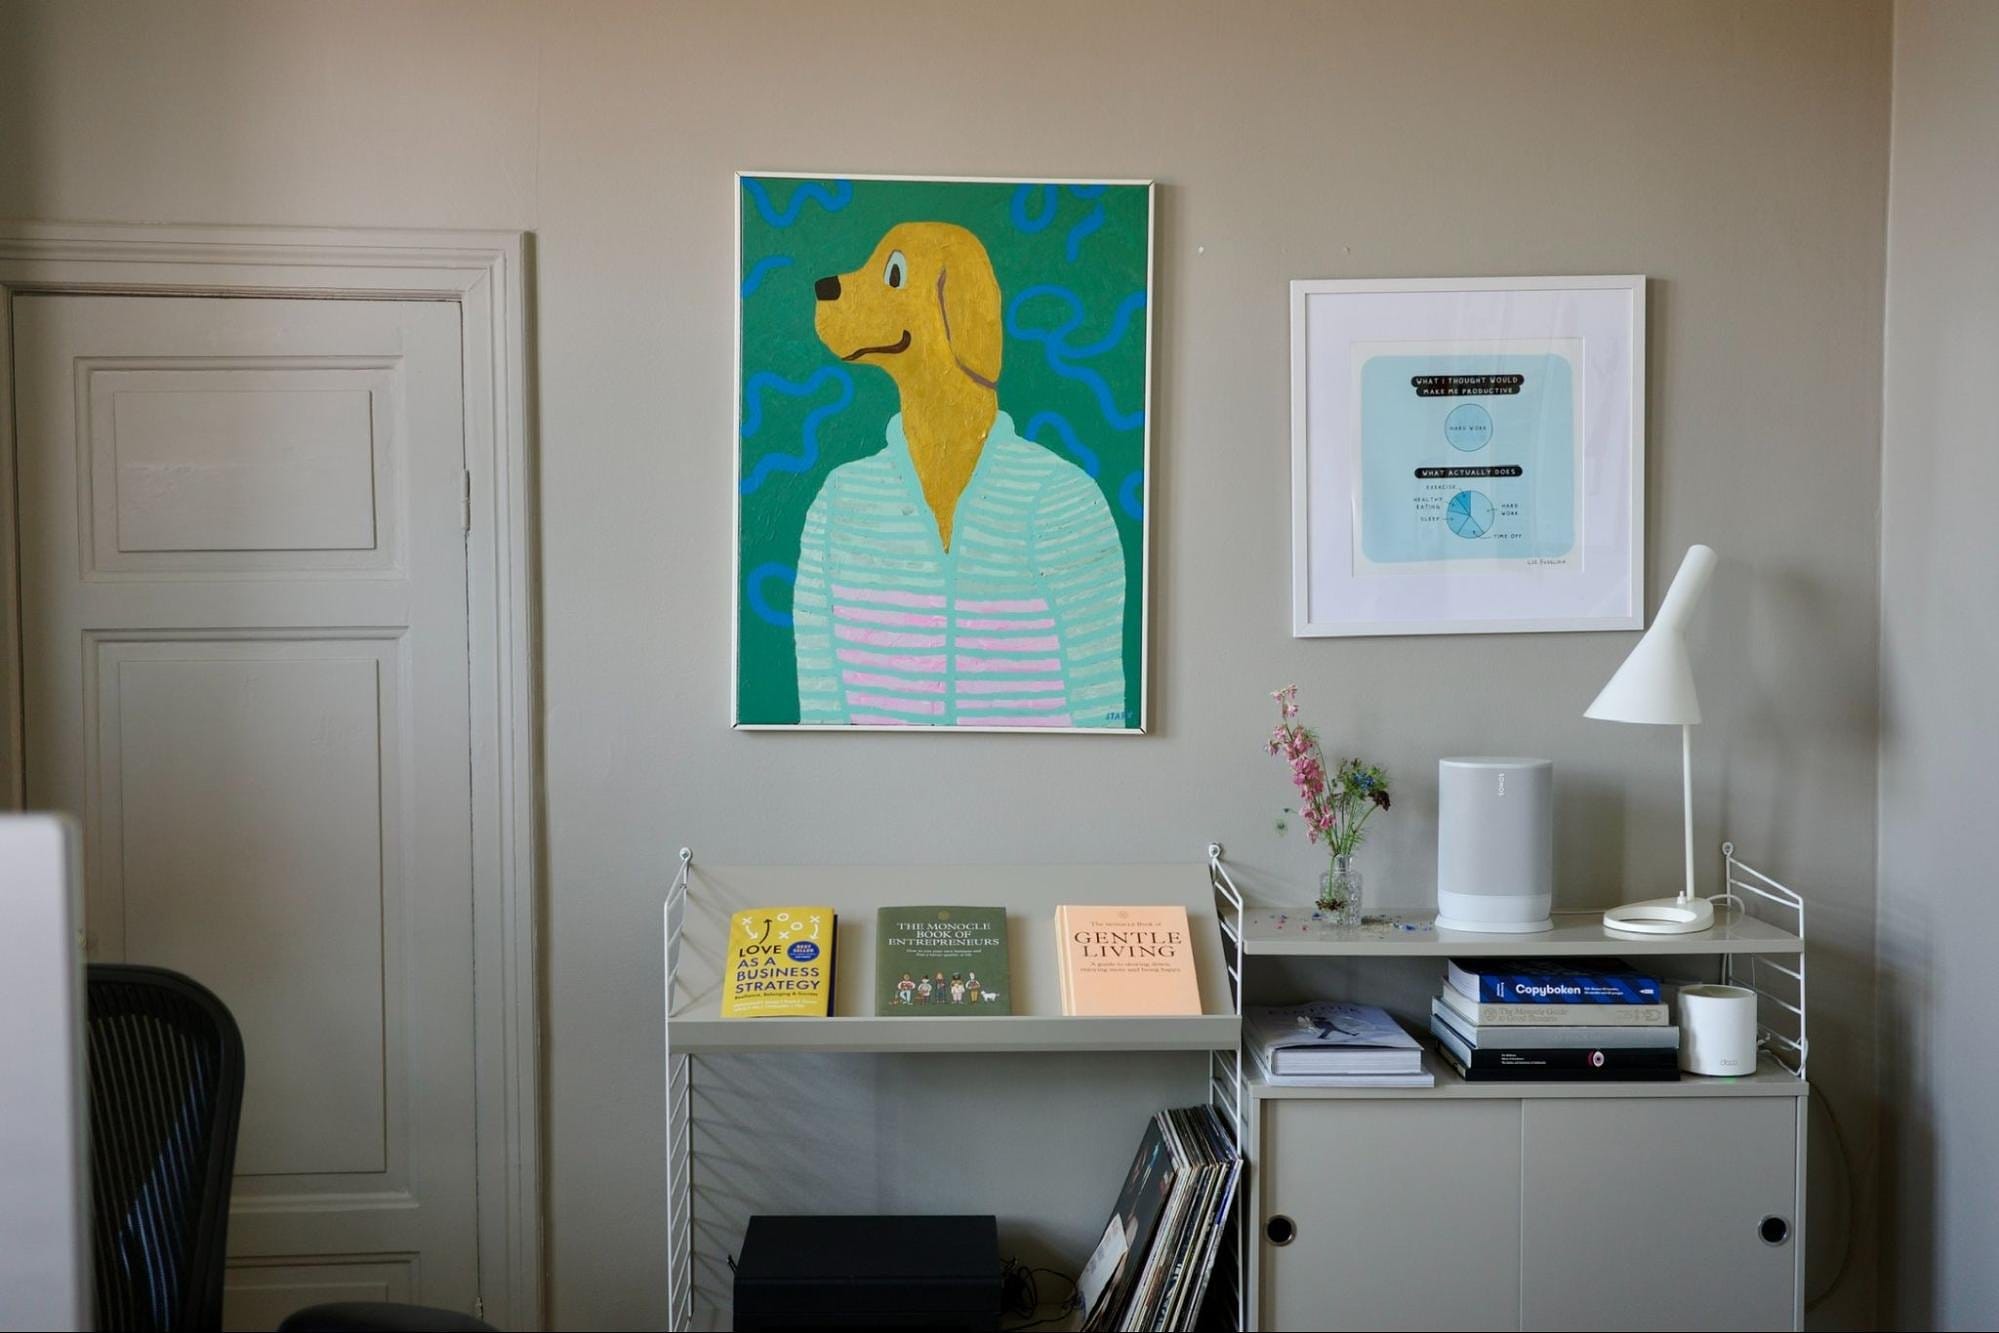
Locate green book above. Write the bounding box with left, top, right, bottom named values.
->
left=875, top=906, right=1012, bottom=1016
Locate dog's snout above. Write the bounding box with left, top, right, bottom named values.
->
left=814, top=275, right=842, bottom=302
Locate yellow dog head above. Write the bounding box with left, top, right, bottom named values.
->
left=813, top=221, right=1003, bottom=399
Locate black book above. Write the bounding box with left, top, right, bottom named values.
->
left=1432, top=1015, right=1678, bottom=1073
left=1436, top=1039, right=1680, bottom=1083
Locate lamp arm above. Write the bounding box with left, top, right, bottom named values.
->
left=1682, top=723, right=1695, bottom=905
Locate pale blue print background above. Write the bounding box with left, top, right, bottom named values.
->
left=1359, top=352, right=1577, bottom=565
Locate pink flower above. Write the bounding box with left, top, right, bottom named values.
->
left=1266, top=685, right=1392, bottom=861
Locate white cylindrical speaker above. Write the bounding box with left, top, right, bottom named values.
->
left=1678, top=984, right=1759, bottom=1076
left=1435, top=758, right=1554, bottom=933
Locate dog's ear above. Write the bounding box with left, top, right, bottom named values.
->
left=936, top=234, right=1003, bottom=388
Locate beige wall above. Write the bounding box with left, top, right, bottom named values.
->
left=1877, top=3, right=1999, bottom=1329
left=0, top=2, right=1892, bottom=1327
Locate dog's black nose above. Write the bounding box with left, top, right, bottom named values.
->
left=814, top=275, right=841, bottom=301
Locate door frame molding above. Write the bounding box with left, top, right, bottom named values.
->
left=0, top=223, right=544, bottom=1328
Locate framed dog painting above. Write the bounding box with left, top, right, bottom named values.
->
left=734, top=174, right=1154, bottom=731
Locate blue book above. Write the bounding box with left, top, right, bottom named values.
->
left=1446, top=958, right=1662, bottom=1005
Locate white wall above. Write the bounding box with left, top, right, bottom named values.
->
left=0, top=2, right=1893, bottom=1327
left=1877, top=3, right=1999, bottom=1328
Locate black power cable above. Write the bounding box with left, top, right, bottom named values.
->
left=1000, top=1255, right=1081, bottom=1330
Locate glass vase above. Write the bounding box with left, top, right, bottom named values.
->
left=1318, top=853, right=1363, bottom=926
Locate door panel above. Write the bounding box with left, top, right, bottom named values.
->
left=1262, top=1098, right=1522, bottom=1330
left=14, top=294, right=478, bottom=1324
left=1520, top=1097, right=1800, bottom=1330
left=91, top=367, right=398, bottom=566
left=103, top=639, right=397, bottom=1178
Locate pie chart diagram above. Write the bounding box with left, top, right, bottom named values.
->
left=1446, top=489, right=1496, bottom=539
left=1445, top=402, right=1494, bottom=452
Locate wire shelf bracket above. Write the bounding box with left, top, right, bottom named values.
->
left=1207, top=842, right=1248, bottom=1333
left=663, top=846, right=693, bottom=1332
left=1715, top=841, right=1808, bottom=1081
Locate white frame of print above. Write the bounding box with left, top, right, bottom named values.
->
left=731, top=171, right=1156, bottom=733
left=1290, top=275, right=1646, bottom=638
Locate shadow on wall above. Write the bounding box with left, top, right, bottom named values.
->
left=1875, top=927, right=1934, bottom=1329
left=1550, top=771, right=1628, bottom=908
left=1706, top=555, right=1879, bottom=1321
left=0, top=6, right=46, bottom=220
left=1712, top=562, right=1879, bottom=858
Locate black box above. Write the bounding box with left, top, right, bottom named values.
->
left=732, top=1214, right=1000, bottom=1330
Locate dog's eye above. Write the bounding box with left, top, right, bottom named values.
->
left=883, top=250, right=907, bottom=289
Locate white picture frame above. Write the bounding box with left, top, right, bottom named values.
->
left=1290, top=275, right=1645, bottom=637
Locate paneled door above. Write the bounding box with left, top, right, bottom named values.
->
left=13, top=293, right=481, bottom=1326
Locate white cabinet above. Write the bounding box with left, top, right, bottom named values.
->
left=1257, top=1090, right=1804, bottom=1331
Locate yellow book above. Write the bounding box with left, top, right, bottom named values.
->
left=719, top=905, right=837, bottom=1018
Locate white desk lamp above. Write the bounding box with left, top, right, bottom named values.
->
left=1587, top=544, right=1719, bottom=934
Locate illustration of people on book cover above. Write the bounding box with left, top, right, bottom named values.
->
left=875, top=906, right=1012, bottom=1015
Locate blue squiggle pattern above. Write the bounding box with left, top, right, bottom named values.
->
left=1012, top=183, right=1113, bottom=261
left=1065, top=204, right=1105, bottom=262
left=1118, top=470, right=1145, bottom=520
left=745, top=562, right=796, bottom=628
left=1023, top=411, right=1100, bottom=477
left=1068, top=290, right=1148, bottom=358
left=1006, top=286, right=1148, bottom=431
left=740, top=366, right=854, bottom=496
left=742, top=177, right=853, bottom=228
left=1010, top=184, right=1058, bottom=233
left=740, top=255, right=794, bottom=297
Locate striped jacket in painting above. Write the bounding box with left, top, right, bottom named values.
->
left=792, top=411, right=1129, bottom=729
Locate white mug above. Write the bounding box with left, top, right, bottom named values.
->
left=1678, top=984, right=1759, bottom=1076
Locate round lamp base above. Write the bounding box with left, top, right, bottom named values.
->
left=1603, top=895, right=1717, bottom=935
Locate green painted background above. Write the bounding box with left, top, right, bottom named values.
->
left=736, top=175, right=1151, bottom=727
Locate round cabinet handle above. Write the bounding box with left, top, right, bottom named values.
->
left=1266, top=1215, right=1297, bottom=1247
left=1759, top=1215, right=1791, bottom=1246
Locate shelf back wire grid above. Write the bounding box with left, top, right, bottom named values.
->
left=1207, top=843, right=1247, bottom=1333
left=1715, top=841, right=1808, bottom=1080
left=664, top=847, right=693, bottom=1331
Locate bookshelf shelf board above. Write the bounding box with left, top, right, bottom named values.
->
left=667, top=1009, right=1241, bottom=1055
left=1249, top=1051, right=1806, bottom=1100
left=668, top=861, right=1238, bottom=1057
left=1241, top=906, right=1802, bottom=957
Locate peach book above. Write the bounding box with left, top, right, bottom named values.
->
left=1055, top=905, right=1203, bottom=1016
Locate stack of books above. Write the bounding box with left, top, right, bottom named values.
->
left=1077, top=1105, right=1243, bottom=1332
left=1429, top=958, right=1679, bottom=1082
left=1246, top=1000, right=1434, bottom=1088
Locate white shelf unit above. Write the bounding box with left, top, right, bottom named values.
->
left=661, top=842, right=1809, bottom=1332
left=1233, top=842, right=1812, bottom=1332
left=662, top=849, right=1247, bottom=1332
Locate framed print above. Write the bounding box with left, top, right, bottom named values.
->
left=1290, top=276, right=1645, bottom=637
left=734, top=173, right=1154, bottom=731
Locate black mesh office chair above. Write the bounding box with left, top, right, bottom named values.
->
left=86, top=964, right=495, bottom=1333
left=85, top=964, right=246, bottom=1332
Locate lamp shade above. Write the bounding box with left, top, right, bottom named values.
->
left=1585, top=544, right=1716, bottom=726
